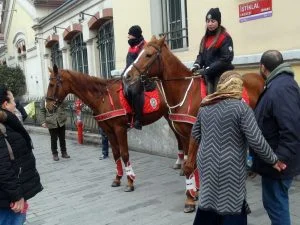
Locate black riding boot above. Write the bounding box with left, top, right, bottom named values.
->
left=133, top=92, right=144, bottom=130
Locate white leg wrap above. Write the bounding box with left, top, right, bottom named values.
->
left=125, top=165, right=136, bottom=180
left=186, top=177, right=196, bottom=191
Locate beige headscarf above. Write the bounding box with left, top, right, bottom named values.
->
left=201, top=71, right=243, bottom=106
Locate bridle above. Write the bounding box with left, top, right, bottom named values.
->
left=130, top=43, right=163, bottom=84
left=128, top=42, right=199, bottom=110
left=45, top=73, right=63, bottom=110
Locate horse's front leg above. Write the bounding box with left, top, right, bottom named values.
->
left=115, top=126, right=135, bottom=192
left=183, top=137, right=199, bottom=213
left=173, top=131, right=184, bottom=171
left=105, top=132, right=123, bottom=188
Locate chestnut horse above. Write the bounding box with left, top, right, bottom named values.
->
left=45, top=65, right=184, bottom=192
left=123, top=36, right=265, bottom=212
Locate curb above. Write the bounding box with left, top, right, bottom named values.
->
left=25, top=125, right=101, bottom=146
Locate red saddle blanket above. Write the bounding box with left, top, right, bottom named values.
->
left=119, top=87, right=161, bottom=114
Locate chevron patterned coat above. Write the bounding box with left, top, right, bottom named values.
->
left=192, top=99, right=278, bottom=215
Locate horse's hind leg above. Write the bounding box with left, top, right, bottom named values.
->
left=165, top=118, right=184, bottom=172
left=114, top=126, right=135, bottom=192
left=106, top=132, right=123, bottom=187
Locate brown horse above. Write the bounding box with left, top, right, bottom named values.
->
left=45, top=65, right=184, bottom=192
left=124, top=36, right=265, bottom=212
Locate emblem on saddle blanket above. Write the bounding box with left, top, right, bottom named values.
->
left=119, top=87, right=161, bottom=114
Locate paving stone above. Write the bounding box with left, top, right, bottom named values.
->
left=24, top=132, right=300, bottom=225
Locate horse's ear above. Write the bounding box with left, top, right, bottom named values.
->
left=158, top=35, right=166, bottom=46
left=151, top=35, right=157, bottom=42
left=53, top=64, right=58, bottom=74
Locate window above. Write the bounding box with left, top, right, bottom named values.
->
left=16, top=39, right=26, bottom=54
left=51, top=43, right=63, bottom=68
left=70, top=33, right=88, bottom=74
left=161, top=0, right=188, bottom=50
left=97, top=20, right=115, bottom=79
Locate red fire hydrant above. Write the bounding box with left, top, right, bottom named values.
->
left=75, top=99, right=84, bottom=144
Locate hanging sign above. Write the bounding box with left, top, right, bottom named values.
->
left=239, top=0, right=272, bottom=23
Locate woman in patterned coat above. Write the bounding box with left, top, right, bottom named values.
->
left=191, top=71, right=285, bottom=225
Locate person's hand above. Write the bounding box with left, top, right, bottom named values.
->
left=273, top=160, right=287, bottom=172
left=10, top=198, right=25, bottom=213
left=41, top=123, right=47, bottom=128
left=191, top=64, right=200, bottom=73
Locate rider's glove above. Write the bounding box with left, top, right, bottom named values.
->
left=198, top=68, right=205, bottom=75
left=190, top=64, right=200, bottom=73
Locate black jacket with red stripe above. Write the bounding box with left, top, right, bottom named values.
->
left=194, top=28, right=234, bottom=80
left=126, top=40, right=146, bottom=69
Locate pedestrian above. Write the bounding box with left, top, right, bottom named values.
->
left=0, top=85, right=43, bottom=225
left=99, top=128, right=109, bottom=160
left=15, top=98, right=28, bottom=123
left=191, top=71, right=285, bottom=225
left=40, top=98, right=70, bottom=161
left=251, top=50, right=300, bottom=225
left=191, top=7, right=234, bottom=94
left=123, top=25, right=147, bottom=130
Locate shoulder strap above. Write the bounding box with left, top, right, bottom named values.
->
left=0, top=123, right=15, bottom=160
left=5, top=138, right=14, bottom=160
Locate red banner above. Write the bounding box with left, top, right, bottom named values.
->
left=239, top=0, right=272, bottom=18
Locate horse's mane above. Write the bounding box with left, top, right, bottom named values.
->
left=60, top=69, right=121, bottom=94
left=147, top=37, right=192, bottom=75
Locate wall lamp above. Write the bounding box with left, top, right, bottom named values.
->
left=35, top=37, right=47, bottom=44
left=53, top=26, right=69, bottom=34
left=78, top=11, right=97, bottom=22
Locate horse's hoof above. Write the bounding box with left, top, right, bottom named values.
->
left=124, top=185, right=134, bottom=192
left=111, top=181, right=121, bottom=187
left=173, top=163, right=181, bottom=170
left=184, top=204, right=195, bottom=213
left=179, top=169, right=185, bottom=176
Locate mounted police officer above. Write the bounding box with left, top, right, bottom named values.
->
left=123, top=25, right=146, bottom=130
left=191, top=8, right=234, bottom=94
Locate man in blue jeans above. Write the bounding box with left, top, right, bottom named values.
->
left=99, top=128, right=109, bottom=160
left=251, top=50, right=300, bottom=225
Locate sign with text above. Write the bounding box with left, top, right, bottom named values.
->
left=239, top=0, right=272, bottom=23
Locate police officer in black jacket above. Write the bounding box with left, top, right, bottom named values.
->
left=191, top=8, right=234, bottom=94
left=123, top=25, right=146, bottom=130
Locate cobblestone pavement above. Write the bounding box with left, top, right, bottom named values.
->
left=25, top=133, right=300, bottom=225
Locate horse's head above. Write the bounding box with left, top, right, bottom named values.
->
left=46, top=65, right=67, bottom=111
left=123, top=36, right=166, bottom=85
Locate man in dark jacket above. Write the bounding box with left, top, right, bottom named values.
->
left=191, top=8, right=234, bottom=94
left=252, top=50, right=300, bottom=225
left=123, top=25, right=146, bottom=130
left=0, top=85, right=43, bottom=223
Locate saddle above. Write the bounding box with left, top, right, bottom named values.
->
left=119, top=84, right=161, bottom=114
